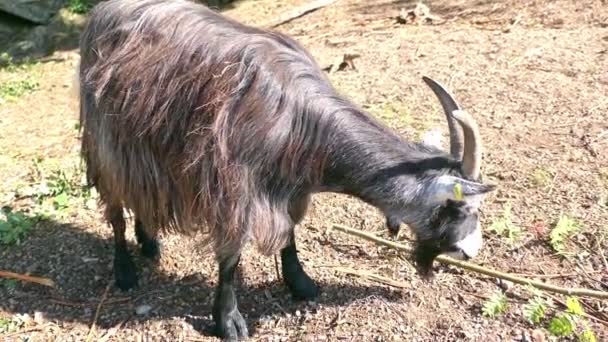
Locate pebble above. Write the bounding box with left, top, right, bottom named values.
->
left=531, top=329, right=545, bottom=342
left=34, top=311, right=45, bottom=324
left=135, top=304, right=153, bottom=316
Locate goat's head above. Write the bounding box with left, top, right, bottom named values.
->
left=406, top=77, right=496, bottom=277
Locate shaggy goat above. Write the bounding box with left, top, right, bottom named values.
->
left=77, top=0, right=496, bottom=340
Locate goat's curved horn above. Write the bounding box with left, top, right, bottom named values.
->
left=422, top=76, right=463, bottom=160
left=452, top=109, right=482, bottom=180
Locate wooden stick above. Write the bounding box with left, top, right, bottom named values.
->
left=265, top=0, right=338, bottom=29
left=330, top=224, right=608, bottom=300
left=85, top=282, right=111, bottom=342
left=0, top=271, right=55, bottom=288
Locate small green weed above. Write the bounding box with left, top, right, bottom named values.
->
left=523, top=295, right=549, bottom=324
left=0, top=279, right=19, bottom=290
left=0, top=315, right=28, bottom=334
left=0, top=317, right=11, bottom=333
left=531, top=168, right=553, bottom=188
left=0, top=79, right=39, bottom=103
left=370, top=102, right=411, bottom=124
left=489, top=203, right=522, bottom=242
left=482, top=288, right=597, bottom=341
left=482, top=291, right=508, bottom=318
left=547, top=297, right=596, bottom=341
left=67, top=0, right=93, bottom=14
left=0, top=53, right=38, bottom=72
left=549, top=215, right=580, bottom=255
left=0, top=208, right=39, bottom=245
left=16, top=158, right=97, bottom=218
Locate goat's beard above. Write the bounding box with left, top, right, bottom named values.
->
left=413, top=240, right=442, bottom=280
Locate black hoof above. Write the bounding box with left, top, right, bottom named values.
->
left=386, top=216, right=401, bottom=236
left=215, top=308, right=249, bottom=341
left=141, top=239, right=160, bottom=260
left=114, top=250, right=138, bottom=291
left=285, top=272, right=320, bottom=301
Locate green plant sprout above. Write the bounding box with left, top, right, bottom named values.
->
left=549, top=215, right=580, bottom=255
left=489, top=203, right=522, bottom=242
left=482, top=291, right=508, bottom=318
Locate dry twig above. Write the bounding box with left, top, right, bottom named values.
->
left=0, top=271, right=55, bottom=288
left=330, top=224, right=608, bottom=300
left=265, top=0, right=338, bottom=29
left=0, top=323, right=53, bottom=338
left=85, top=281, right=112, bottom=342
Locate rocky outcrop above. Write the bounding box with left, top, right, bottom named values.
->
left=0, top=0, right=66, bottom=24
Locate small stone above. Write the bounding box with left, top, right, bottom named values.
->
left=135, top=304, right=152, bottom=316
left=531, top=329, right=545, bottom=342
left=34, top=311, right=45, bottom=324
left=17, top=313, right=32, bottom=323
left=497, top=278, right=514, bottom=291
left=295, top=310, right=301, bottom=317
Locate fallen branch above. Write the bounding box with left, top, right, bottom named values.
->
left=265, top=0, right=338, bottom=29
left=330, top=224, right=608, bottom=300
left=0, top=271, right=55, bottom=288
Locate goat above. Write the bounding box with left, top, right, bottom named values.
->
left=77, top=0, right=496, bottom=340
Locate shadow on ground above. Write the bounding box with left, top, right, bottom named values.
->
left=0, top=216, right=401, bottom=337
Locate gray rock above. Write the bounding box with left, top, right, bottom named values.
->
left=0, top=0, right=67, bottom=24
left=135, top=304, right=153, bottom=316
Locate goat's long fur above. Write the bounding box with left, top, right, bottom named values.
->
left=79, top=0, right=490, bottom=268
left=78, top=0, right=364, bottom=258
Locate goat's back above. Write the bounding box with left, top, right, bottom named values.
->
left=78, top=0, right=340, bottom=255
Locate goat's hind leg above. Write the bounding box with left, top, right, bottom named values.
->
left=106, top=205, right=138, bottom=291
left=134, top=218, right=160, bottom=259
left=213, top=251, right=249, bottom=341
left=281, top=194, right=319, bottom=300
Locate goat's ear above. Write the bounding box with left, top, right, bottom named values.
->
left=428, top=175, right=496, bottom=205
left=461, top=181, right=496, bottom=196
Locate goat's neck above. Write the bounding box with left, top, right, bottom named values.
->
left=319, top=109, right=457, bottom=224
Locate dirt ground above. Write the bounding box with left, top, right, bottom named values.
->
left=1, top=0, right=607, bottom=341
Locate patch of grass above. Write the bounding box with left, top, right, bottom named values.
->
left=489, top=203, right=522, bottom=243
left=0, top=315, right=25, bottom=334
left=67, top=0, right=93, bottom=14
left=370, top=101, right=411, bottom=125
left=0, top=279, right=19, bottom=290
left=482, top=289, right=597, bottom=342
left=0, top=53, right=38, bottom=72
left=547, top=297, right=596, bottom=341
left=549, top=215, right=580, bottom=256
left=0, top=208, right=39, bottom=245
left=15, top=158, right=97, bottom=219
left=0, top=317, right=11, bottom=333
left=482, top=291, right=508, bottom=317
left=0, top=79, right=40, bottom=103
left=531, top=168, right=553, bottom=188
left=523, top=295, right=549, bottom=324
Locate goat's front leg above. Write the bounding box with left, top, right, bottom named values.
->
left=213, top=253, right=248, bottom=341
left=386, top=215, right=402, bottom=236
left=106, top=205, right=138, bottom=291
left=281, top=232, right=319, bottom=300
